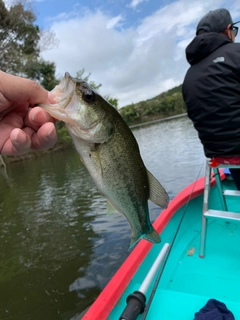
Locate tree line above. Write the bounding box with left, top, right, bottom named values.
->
left=120, top=85, right=186, bottom=125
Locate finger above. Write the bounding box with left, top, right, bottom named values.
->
left=48, top=91, right=58, bottom=104
left=0, top=112, right=25, bottom=154
left=11, top=128, right=31, bottom=154
left=0, top=71, right=49, bottom=110
left=25, top=107, right=55, bottom=130
left=1, top=129, right=31, bottom=155
left=31, top=123, right=57, bottom=151
left=1, top=123, right=57, bottom=155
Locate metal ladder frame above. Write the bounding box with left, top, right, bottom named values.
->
left=200, top=160, right=240, bottom=258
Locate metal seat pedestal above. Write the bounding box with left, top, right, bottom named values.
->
left=200, top=160, right=240, bottom=258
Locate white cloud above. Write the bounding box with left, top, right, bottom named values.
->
left=128, top=0, right=146, bottom=9
left=106, top=15, right=124, bottom=29
left=41, top=0, right=239, bottom=107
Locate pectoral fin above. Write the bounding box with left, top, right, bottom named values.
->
left=147, top=169, right=169, bottom=208
left=106, top=200, right=118, bottom=215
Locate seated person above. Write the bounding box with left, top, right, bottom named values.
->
left=182, top=8, right=240, bottom=189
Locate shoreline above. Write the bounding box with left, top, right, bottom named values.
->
left=1, top=113, right=187, bottom=165
left=129, top=113, right=187, bottom=128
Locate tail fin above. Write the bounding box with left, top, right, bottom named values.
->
left=128, top=227, right=161, bottom=250
left=143, top=227, right=161, bottom=244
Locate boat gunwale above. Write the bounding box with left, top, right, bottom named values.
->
left=82, top=170, right=225, bottom=320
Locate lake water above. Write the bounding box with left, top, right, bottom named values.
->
left=0, top=115, right=206, bottom=320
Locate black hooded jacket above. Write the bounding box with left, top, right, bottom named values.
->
left=182, top=33, right=240, bottom=157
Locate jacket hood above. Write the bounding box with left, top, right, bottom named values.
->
left=186, top=33, right=232, bottom=65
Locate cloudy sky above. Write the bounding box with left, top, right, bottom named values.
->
left=8, top=0, right=240, bottom=107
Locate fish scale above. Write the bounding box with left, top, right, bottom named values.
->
left=70, top=117, right=151, bottom=246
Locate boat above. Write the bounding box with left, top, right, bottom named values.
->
left=81, top=161, right=240, bottom=320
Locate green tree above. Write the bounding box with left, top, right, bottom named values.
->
left=120, top=104, right=139, bottom=124
left=119, top=84, right=185, bottom=125
left=0, top=1, right=59, bottom=91
left=24, top=59, right=59, bottom=90
left=0, top=1, right=40, bottom=74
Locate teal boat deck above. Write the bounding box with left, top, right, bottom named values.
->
left=108, top=178, right=240, bottom=319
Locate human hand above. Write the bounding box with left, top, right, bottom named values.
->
left=0, top=71, right=57, bottom=156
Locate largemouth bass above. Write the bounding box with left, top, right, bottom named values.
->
left=41, top=73, right=169, bottom=248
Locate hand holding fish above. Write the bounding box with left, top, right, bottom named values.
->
left=0, top=71, right=57, bottom=155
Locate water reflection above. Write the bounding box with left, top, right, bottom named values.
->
left=0, top=115, right=206, bottom=319
left=0, top=151, right=100, bottom=320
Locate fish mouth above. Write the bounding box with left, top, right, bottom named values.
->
left=41, top=72, right=111, bottom=143
left=40, top=73, right=79, bottom=124
left=52, top=72, right=75, bottom=110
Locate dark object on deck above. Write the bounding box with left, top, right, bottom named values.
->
left=194, top=299, right=235, bottom=320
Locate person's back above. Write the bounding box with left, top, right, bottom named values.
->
left=183, top=33, right=240, bottom=157
left=182, top=8, right=240, bottom=189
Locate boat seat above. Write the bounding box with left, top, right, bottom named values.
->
left=200, top=159, right=240, bottom=258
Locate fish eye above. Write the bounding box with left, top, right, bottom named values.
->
left=83, top=90, right=96, bottom=104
